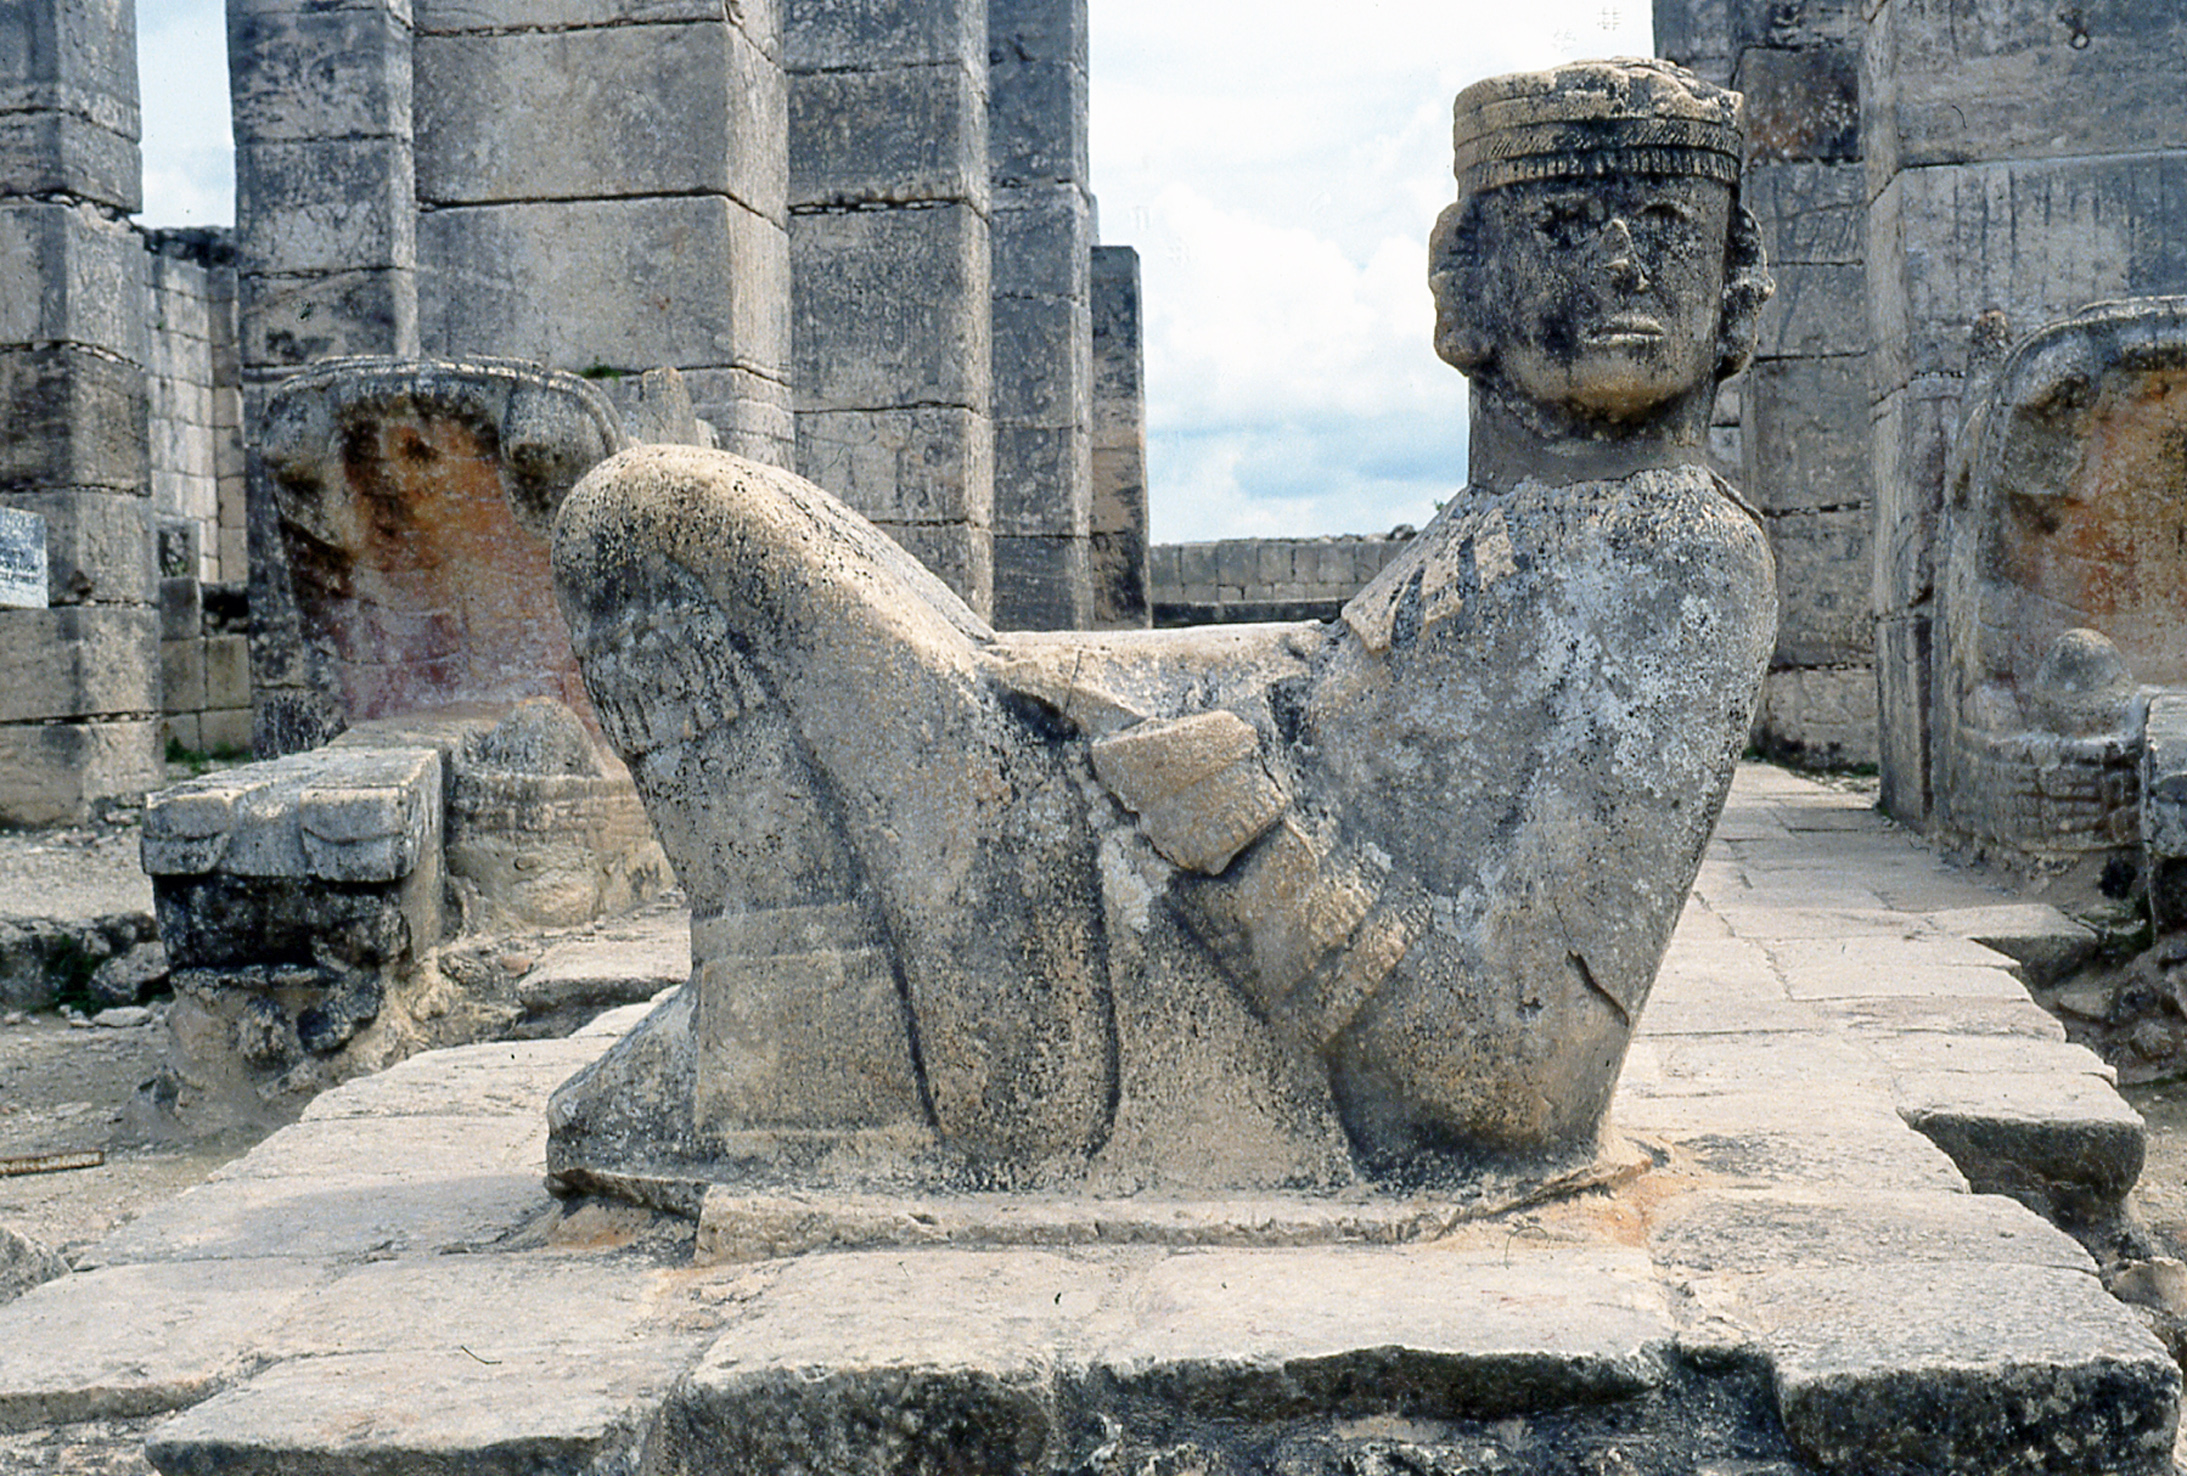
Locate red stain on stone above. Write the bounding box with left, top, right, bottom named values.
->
left=297, top=410, right=594, bottom=724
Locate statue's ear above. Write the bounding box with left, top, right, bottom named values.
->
left=1716, top=200, right=1774, bottom=380
left=1430, top=201, right=1493, bottom=374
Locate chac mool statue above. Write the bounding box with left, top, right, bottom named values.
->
left=545, top=58, right=1777, bottom=1211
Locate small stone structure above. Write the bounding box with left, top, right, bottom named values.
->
left=544, top=60, right=1775, bottom=1225
left=1935, top=298, right=2187, bottom=892
left=142, top=359, right=674, bottom=1126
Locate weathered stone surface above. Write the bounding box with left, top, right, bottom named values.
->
left=418, top=197, right=789, bottom=377
left=788, top=61, right=986, bottom=209
left=0, top=717, right=160, bottom=828
left=225, top=0, right=410, bottom=146
left=0, top=1227, right=66, bottom=1308
left=1762, top=505, right=1870, bottom=668
left=256, top=357, right=626, bottom=738
left=1089, top=244, right=1149, bottom=630
left=236, top=267, right=417, bottom=369
left=1742, top=1263, right=2177, bottom=1475
left=0, top=604, right=157, bottom=723
left=417, top=23, right=784, bottom=220
left=0, top=1259, right=334, bottom=1431
left=0, top=200, right=144, bottom=358
left=546, top=59, right=1775, bottom=1203
left=792, top=404, right=994, bottom=527
left=789, top=202, right=991, bottom=412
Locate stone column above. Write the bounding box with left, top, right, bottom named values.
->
left=1865, top=0, right=2187, bottom=824
left=786, top=0, right=995, bottom=617
left=1732, top=0, right=1875, bottom=770
left=412, top=0, right=791, bottom=465
left=987, top=0, right=1092, bottom=628
left=1088, top=244, right=1148, bottom=629
left=0, top=0, right=161, bottom=823
left=228, top=0, right=418, bottom=753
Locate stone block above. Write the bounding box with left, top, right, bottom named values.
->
left=1742, top=355, right=1869, bottom=514
left=419, top=0, right=756, bottom=31
left=419, top=197, right=788, bottom=377
left=988, top=58, right=1088, bottom=187
left=239, top=268, right=418, bottom=368
left=783, top=0, right=983, bottom=71
left=226, top=2, right=411, bottom=144
left=162, top=636, right=206, bottom=712
left=795, top=405, right=993, bottom=527
left=679, top=365, right=795, bottom=468
left=0, top=0, right=139, bottom=128
left=1869, top=0, right=2187, bottom=172
left=234, top=138, right=415, bottom=278
left=991, top=185, right=1091, bottom=300
left=1735, top=44, right=1858, bottom=164
left=1754, top=665, right=1880, bottom=769
left=0, top=716, right=161, bottom=826
left=1086, top=527, right=1147, bottom=630
left=1875, top=611, right=1934, bottom=825
left=1753, top=261, right=1865, bottom=362
left=1176, top=542, right=1214, bottom=590
left=0, top=201, right=144, bottom=358
left=1747, top=1263, right=2176, bottom=1476
left=1869, top=380, right=1955, bottom=619
left=1742, top=161, right=1863, bottom=265
left=1653, top=0, right=1733, bottom=83
left=988, top=0, right=1087, bottom=71
left=142, top=745, right=440, bottom=883
left=0, top=487, right=153, bottom=606
left=1728, top=0, right=1860, bottom=50
left=417, top=23, right=784, bottom=221
left=159, top=574, right=201, bottom=640
left=0, top=346, right=146, bottom=493
left=205, top=633, right=252, bottom=711
left=1869, top=154, right=2187, bottom=390
left=991, top=293, right=1089, bottom=428
left=993, top=421, right=1088, bottom=538
left=991, top=533, right=1090, bottom=631
left=0, top=110, right=138, bottom=212
left=790, top=202, right=989, bottom=411
left=1766, top=507, right=1872, bottom=669
left=0, top=605, right=157, bottom=723
left=875, top=517, right=992, bottom=618
left=788, top=61, right=985, bottom=210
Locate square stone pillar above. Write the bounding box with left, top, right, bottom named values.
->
left=987, top=0, right=1092, bottom=629
left=787, top=0, right=995, bottom=617
left=229, top=0, right=419, bottom=754
left=1089, top=244, right=1149, bottom=629
left=0, top=0, right=160, bottom=822
left=413, top=0, right=792, bottom=465
left=1865, top=0, right=2187, bottom=824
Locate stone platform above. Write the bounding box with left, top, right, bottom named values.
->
left=0, top=766, right=2179, bottom=1474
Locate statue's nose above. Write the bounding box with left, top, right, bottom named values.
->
left=1601, top=217, right=1647, bottom=289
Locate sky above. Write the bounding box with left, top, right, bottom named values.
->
left=135, top=0, right=1655, bottom=543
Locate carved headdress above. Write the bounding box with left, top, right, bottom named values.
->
left=1450, top=58, right=1742, bottom=198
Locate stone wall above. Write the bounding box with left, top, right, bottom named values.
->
left=0, top=0, right=163, bottom=824
left=1147, top=532, right=1414, bottom=627
left=144, top=229, right=242, bottom=586
left=1659, top=0, right=1875, bottom=771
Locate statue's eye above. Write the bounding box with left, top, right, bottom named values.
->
left=1532, top=203, right=1591, bottom=245
left=1640, top=200, right=1696, bottom=231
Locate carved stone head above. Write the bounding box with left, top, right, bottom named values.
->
left=1429, top=59, right=1771, bottom=447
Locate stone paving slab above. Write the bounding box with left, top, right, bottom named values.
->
left=0, top=1259, right=336, bottom=1431
left=1, top=765, right=2178, bottom=1475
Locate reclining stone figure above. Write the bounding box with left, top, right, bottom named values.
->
left=546, top=58, right=1777, bottom=1207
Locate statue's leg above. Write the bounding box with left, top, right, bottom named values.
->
left=553, top=446, right=1115, bottom=1175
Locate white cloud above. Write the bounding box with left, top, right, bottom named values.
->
left=1091, top=0, right=1657, bottom=540
left=137, top=0, right=233, bottom=227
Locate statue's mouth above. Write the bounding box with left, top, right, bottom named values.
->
left=1584, top=314, right=1666, bottom=347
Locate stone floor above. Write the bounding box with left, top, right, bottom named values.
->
left=0, top=765, right=2179, bottom=1474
